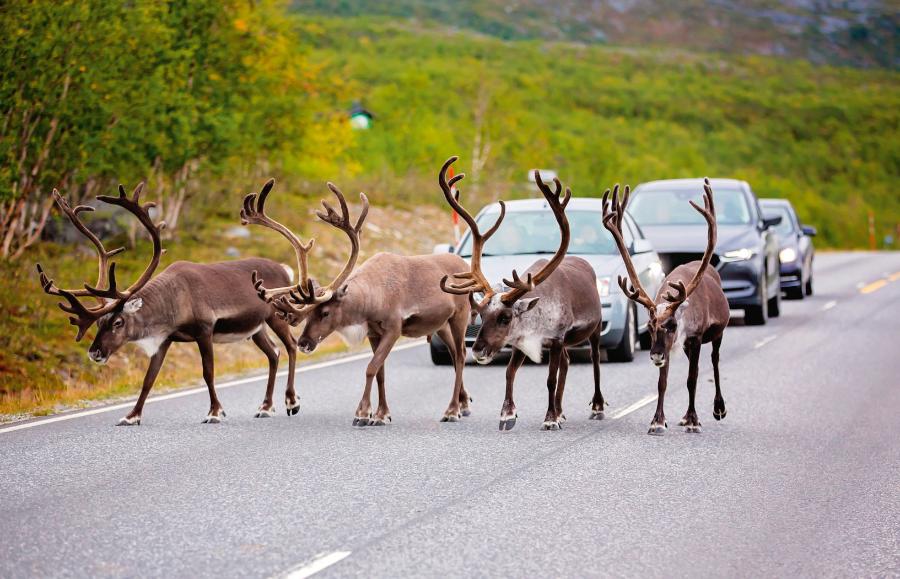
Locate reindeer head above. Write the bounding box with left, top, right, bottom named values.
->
left=602, top=179, right=717, bottom=368
left=242, top=179, right=368, bottom=354
left=438, top=157, right=571, bottom=364
left=36, top=184, right=165, bottom=364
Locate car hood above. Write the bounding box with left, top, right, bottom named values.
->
left=639, top=225, right=760, bottom=253
left=467, top=254, right=625, bottom=287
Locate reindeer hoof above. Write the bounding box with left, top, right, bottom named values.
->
left=352, top=417, right=370, bottom=427
left=285, top=399, right=300, bottom=416
left=202, top=415, right=222, bottom=424
left=116, top=416, right=141, bottom=426
left=371, top=416, right=391, bottom=426
left=460, top=408, right=472, bottom=417
left=647, top=422, right=667, bottom=436
left=559, top=414, right=567, bottom=423
left=589, top=410, right=605, bottom=420
left=499, top=416, right=517, bottom=431
left=541, top=421, right=561, bottom=431
left=441, top=414, right=460, bottom=423
left=255, top=407, right=275, bottom=418
left=713, top=408, right=727, bottom=421
left=685, top=424, right=702, bottom=433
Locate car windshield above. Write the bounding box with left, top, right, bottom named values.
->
left=457, top=210, right=619, bottom=257
left=630, top=187, right=752, bottom=225
left=763, top=205, right=795, bottom=237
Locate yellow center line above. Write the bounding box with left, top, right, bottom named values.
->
left=860, top=279, right=888, bottom=294
left=889, top=272, right=900, bottom=282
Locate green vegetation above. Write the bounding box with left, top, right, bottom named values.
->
left=1, top=5, right=897, bottom=418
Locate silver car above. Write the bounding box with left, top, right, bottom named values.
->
left=430, top=197, right=665, bottom=364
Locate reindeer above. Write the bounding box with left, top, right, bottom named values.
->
left=36, top=182, right=300, bottom=425
left=440, top=164, right=605, bottom=431
left=602, top=179, right=729, bottom=435
left=246, top=172, right=473, bottom=426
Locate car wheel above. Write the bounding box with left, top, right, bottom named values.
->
left=805, top=274, right=814, bottom=296
left=607, top=306, right=637, bottom=362
left=429, top=339, right=452, bottom=366
left=785, top=285, right=804, bottom=300
left=639, top=326, right=652, bottom=350
left=745, top=274, right=769, bottom=326
left=768, top=280, right=781, bottom=318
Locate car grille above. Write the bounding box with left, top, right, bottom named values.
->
left=660, top=252, right=720, bottom=274
left=466, top=323, right=481, bottom=338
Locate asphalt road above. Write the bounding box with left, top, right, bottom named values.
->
left=2, top=252, right=899, bottom=578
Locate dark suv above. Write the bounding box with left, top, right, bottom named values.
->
left=628, top=178, right=782, bottom=325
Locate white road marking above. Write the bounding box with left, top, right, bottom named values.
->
left=856, top=281, right=865, bottom=289
left=0, top=340, right=426, bottom=434
left=278, top=551, right=352, bottom=579
left=610, top=394, right=658, bottom=420
left=754, top=335, right=778, bottom=349
left=822, top=300, right=838, bottom=311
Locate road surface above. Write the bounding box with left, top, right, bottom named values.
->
left=2, top=252, right=899, bottom=578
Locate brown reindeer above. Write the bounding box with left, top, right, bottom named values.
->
left=247, top=173, right=474, bottom=426
left=36, top=183, right=299, bottom=425
left=602, top=179, right=729, bottom=435
left=440, top=165, right=605, bottom=431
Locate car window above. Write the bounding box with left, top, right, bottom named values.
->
left=458, top=210, right=618, bottom=257
left=764, top=205, right=796, bottom=237
left=630, top=187, right=752, bottom=225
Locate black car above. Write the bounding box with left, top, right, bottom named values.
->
left=629, top=178, right=782, bottom=325
left=760, top=198, right=816, bottom=299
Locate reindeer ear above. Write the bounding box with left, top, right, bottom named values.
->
left=335, top=284, right=350, bottom=300
left=514, top=297, right=540, bottom=315
left=123, top=297, right=143, bottom=314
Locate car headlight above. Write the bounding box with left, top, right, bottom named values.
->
left=779, top=247, right=797, bottom=263
left=596, top=277, right=610, bottom=297
left=720, top=248, right=754, bottom=262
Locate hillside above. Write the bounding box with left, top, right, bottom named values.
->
left=293, top=0, right=899, bottom=69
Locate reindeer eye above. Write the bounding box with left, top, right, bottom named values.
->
left=322, top=310, right=330, bottom=318
left=498, top=315, right=511, bottom=326
left=113, top=318, right=124, bottom=328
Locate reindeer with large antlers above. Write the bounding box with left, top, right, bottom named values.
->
left=440, top=158, right=605, bottom=431
left=602, top=179, right=729, bottom=435
left=247, top=177, right=475, bottom=426
left=37, top=183, right=300, bottom=425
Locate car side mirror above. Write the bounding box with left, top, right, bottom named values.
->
left=630, top=239, right=654, bottom=254
left=433, top=243, right=455, bottom=254
left=801, top=225, right=817, bottom=237
left=762, top=215, right=782, bottom=229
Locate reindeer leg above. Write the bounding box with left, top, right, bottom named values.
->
left=500, top=349, right=525, bottom=431
left=198, top=334, right=225, bottom=424
left=116, top=341, right=171, bottom=426
left=711, top=335, right=726, bottom=421
left=589, top=331, right=606, bottom=419
left=679, top=340, right=702, bottom=433
left=554, top=348, right=570, bottom=423
left=369, top=334, right=392, bottom=426
left=357, top=330, right=398, bottom=426
left=436, top=325, right=463, bottom=422
left=451, top=311, right=473, bottom=416
left=649, top=360, right=669, bottom=435
left=251, top=330, right=279, bottom=418
left=270, top=317, right=299, bottom=416
left=542, top=343, right=563, bottom=430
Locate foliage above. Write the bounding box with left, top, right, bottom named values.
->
left=303, top=16, right=899, bottom=248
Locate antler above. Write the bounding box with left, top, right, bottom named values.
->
left=661, top=178, right=717, bottom=307
left=437, top=156, right=506, bottom=303
left=306, top=182, right=369, bottom=303
left=241, top=179, right=315, bottom=302
left=601, top=184, right=657, bottom=311
left=498, top=170, right=571, bottom=305
left=36, top=183, right=166, bottom=341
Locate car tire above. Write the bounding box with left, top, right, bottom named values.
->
left=745, top=274, right=769, bottom=326
left=429, top=339, right=453, bottom=366
left=805, top=274, right=814, bottom=296
left=768, top=280, right=781, bottom=318
left=607, top=306, right=637, bottom=362
left=785, top=285, right=804, bottom=300
left=639, top=327, right=652, bottom=350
